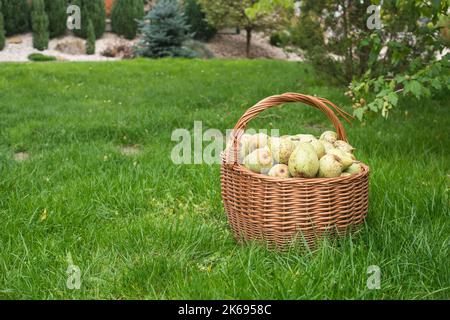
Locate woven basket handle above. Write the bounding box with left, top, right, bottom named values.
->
left=229, top=93, right=353, bottom=165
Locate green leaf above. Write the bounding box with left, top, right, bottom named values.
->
left=430, top=78, right=442, bottom=90
left=386, top=92, right=398, bottom=106
left=404, top=80, right=423, bottom=98
left=353, top=107, right=366, bottom=121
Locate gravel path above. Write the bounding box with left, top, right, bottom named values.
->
left=0, top=33, right=135, bottom=62
left=0, top=31, right=301, bottom=62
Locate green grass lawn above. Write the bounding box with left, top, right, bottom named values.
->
left=0, top=59, right=448, bottom=299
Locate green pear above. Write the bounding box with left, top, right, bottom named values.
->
left=345, top=162, right=363, bottom=174
left=288, top=142, right=319, bottom=178
left=318, top=154, right=344, bottom=178
left=268, top=136, right=295, bottom=164
left=268, top=164, right=291, bottom=178
left=334, top=140, right=355, bottom=153
left=249, top=133, right=269, bottom=152
left=340, top=172, right=352, bottom=177
left=244, top=147, right=274, bottom=174
left=225, top=133, right=252, bottom=164
left=291, top=134, right=317, bottom=143
left=321, top=140, right=334, bottom=152
left=326, top=148, right=354, bottom=169
left=320, top=131, right=338, bottom=144
left=310, top=139, right=326, bottom=159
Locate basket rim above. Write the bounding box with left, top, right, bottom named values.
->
left=221, top=152, right=370, bottom=185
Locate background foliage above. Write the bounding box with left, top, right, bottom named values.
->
left=71, top=0, right=105, bottom=39
left=2, top=0, right=29, bottom=36
left=0, top=0, right=5, bottom=50
left=279, top=0, right=449, bottom=119
left=135, top=0, right=195, bottom=58
left=184, top=0, right=216, bottom=41
left=31, top=0, right=49, bottom=51
left=111, top=0, right=145, bottom=40
left=44, top=0, right=67, bottom=38
left=198, top=0, right=294, bottom=57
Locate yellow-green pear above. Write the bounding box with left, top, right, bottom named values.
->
left=318, top=154, right=344, bottom=178
left=334, top=140, right=355, bottom=153
left=321, top=140, right=334, bottom=152
left=288, top=142, right=319, bottom=178
left=340, top=172, right=352, bottom=177
left=310, top=139, right=326, bottom=159
left=249, top=133, right=269, bottom=152
left=244, top=147, right=274, bottom=174
left=320, top=131, right=338, bottom=144
left=268, top=164, right=291, bottom=178
left=268, top=136, right=295, bottom=164
left=225, top=133, right=252, bottom=164
left=326, top=148, right=354, bottom=169
left=345, top=162, right=363, bottom=174
left=292, top=134, right=316, bottom=141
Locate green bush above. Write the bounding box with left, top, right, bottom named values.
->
left=111, top=0, right=144, bottom=40
left=72, top=0, right=105, bottom=39
left=0, top=0, right=5, bottom=50
left=184, top=0, right=216, bottom=41
left=28, top=53, right=56, bottom=61
left=3, top=0, right=29, bottom=36
left=86, top=19, right=95, bottom=55
left=135, top=0, right=195, bottom=58
left=44, top=0, right=67, bottom=38
left=31, top=0, right=49, bottom=51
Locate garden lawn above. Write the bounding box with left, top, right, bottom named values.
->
left=0, top=59, right=448, bottom=299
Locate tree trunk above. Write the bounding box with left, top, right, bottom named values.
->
left=246, top=28, right=252, bottom=58
left=341, top=0, right=353, bottom=82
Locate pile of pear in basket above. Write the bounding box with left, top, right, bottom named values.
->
left=221, top=93, right=369, bottom=250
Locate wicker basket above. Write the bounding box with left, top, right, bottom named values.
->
left=221, top=93, right=370, bottom=250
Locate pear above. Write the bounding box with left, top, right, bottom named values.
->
left=268, top=164, right=291, bottom=178
left=320, top=131, right=338, bottom=144
left=318, top=154, right=344, bottom=178
left=340, top=172, right=352, bottom=177
left=310, top=139, right=326, bottom=159
left=321, top=140, right=334, bottom=152
left=225, top=133, right=252, bottom=163
left=288, top=142, right=319, bottom=178
left=326, top=148, right=354, bottom=169
left=268, top=136, right=295, bottom=164
left=248, top=133, right=269, bottom=152
left=345, top=162, right=363, bottom=175
left=334, top=140, right=355, bottom=154
left=244, top=147, right=274, bottom=174
left=291, top=134, right=317, bottom=143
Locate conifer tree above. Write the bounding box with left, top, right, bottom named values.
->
left=44, top=0, right=67, bottom=38
left=111, top=0, right=144, bottom=40
left=135, top=0, right=195, bottom=58
left=86, top=18, right=95, bottom=54
left=0, top=0, right=6, bottom=50
left=31, top=0, right=49, bottom=50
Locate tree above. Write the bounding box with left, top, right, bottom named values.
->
left=31, top=0, right=49, bottom=51
left=2, top=0, right=29, bottom=36
left=134, top=0, right=195, bottom=58
left=86, top=18, right=95, bottom=54
left=72, top=0, right=105, bottom=39
left=111, top=0, right=144, bottom=40
left=44, top=0, right=67, bottom=38
left=283, top=0, right=449, bottom=119
left=184, top=0, right=216, bottom=41
left=0, top=0, right=5, bottom=50
left=198, top=0, right=293, bottom=57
